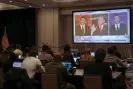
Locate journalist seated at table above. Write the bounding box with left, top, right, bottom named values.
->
left=14, top=44, right=23, bottom=55
left=38, top=45, right=53, bottom=62
left=80, top=48, right=94, bottom=61
left=62, top=44, right=75, bottom=66
left=104, top=47, right=126, bottom=68
left=21, top=49, right=45, bottom=79
left=45, top=52, right=76, bottom=89
left=84, top=48, right=113, bottom=89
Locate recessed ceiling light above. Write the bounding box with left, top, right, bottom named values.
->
left=43, top=4, right=45, bottom=6
left=25, top=0, right=27, bottom=1
left=29, top=5, right=31, bottom=7
left=9, top=1, right=12, bottom=3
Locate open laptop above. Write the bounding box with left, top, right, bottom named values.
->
left=13, top=62, right=22, bottom=68
left=90, top=52, right=95, bottom=56
left=127, top=64, right=131, bottom=68
left=61, top=62, right=72, bottom=71
left=73, top=57, right=80, bottom=62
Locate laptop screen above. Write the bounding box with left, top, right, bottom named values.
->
left=13, top=62, right=22, bottom=68
left=73, top=57, right=80, bottom=62
left=61, top=62, right=72, bottom=71
left=91, top=52, right=95, bottom=56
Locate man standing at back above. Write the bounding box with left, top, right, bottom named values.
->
left=84, top=48, right=113, bottom=89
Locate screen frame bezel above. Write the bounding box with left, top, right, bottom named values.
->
left=72, top=7, right=132, bottom=44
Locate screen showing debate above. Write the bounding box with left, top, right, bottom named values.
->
left=73, top=8, right=131, bottom=43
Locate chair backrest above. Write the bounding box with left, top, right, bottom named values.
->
left=80, top=60, right=91, bottom=69
left=9, top=68, right=29, bottom=81
left=42, top=73, right=59, bottom=89
left=41, top=60, right=48, bottom=67
left=83, top=75, right=102, bottom=89
left=0, top=68, right=4, bottom=88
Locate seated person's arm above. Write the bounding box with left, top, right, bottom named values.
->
left=36, top=60, right=45, bottom=73
left=117, top=59, right=126, bottom=68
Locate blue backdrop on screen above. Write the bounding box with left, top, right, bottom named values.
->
left=0, top=8, right=35, bottom=47
left=109, top=12, right=128, bottom=25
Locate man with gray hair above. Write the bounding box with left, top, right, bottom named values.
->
left=91, top=16, right=108, bottom=35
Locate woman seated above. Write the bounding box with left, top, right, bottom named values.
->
left=80, top=48, right=94, bottom=61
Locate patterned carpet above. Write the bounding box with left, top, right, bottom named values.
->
left=126, top=65, right=133, bottom=89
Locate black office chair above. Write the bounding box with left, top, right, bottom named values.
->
left=5, top=68, right=32, bottom=89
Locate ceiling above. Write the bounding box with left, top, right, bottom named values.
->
left=0, top=2, right=21, bottom=10
left=0, top=0, right=133, bottom=8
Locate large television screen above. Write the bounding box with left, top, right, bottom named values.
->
left=73, top=8, right=131, bottom=43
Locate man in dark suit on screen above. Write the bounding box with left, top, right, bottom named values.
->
left=75, top=16, right=91, bottom=36
left=110, top=15, right=127, bottom=35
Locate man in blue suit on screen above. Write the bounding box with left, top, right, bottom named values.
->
left=110, top=14, right=127, bottom=35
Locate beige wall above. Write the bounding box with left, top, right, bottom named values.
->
left=36, top=8, right=59, bottom=52
left=36, top=6, right=133, bottom=57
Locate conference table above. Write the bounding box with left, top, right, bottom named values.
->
left=68, top=69, right=121, bottom=89
left=69, top=69, right=121, bottom=79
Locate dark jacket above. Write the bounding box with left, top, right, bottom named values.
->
left=75, top=25, right=91, bottom=36
left=45, top=62, right=68, bottom=84
left=92, top=24, right=108, bottom=35
left=62, top=51, right=75, bottom=66
left=110, top=24, right=127, bottom=35
left=84, top=62, right=113, bottom=89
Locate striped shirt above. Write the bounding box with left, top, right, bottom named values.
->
left=104, top=54, right=120, bottom=63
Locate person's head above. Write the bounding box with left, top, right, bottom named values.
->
left=95, top=48, right=106, bottom=63
left=42, top=45, right=49, bottom=52
left=97, top=16, right=105, bottom=26
left=24, top=47, right=30, bottom=53
left=64, top=44, right=71, bottom=52
left=107, top=47, right=116, bottom=55
left=28, top=48, right=38, bottom=57
left=16, top=44, right=22, bottom=49
left=115, top=52, right=121, bottom=59
left=53, top=52, right=62, bottom=62
left=84, top=48, right=91, bottom=54
left=111, top=45, right=117, bottom=52
left=47, top=47, right=54, bottom=56
left=114, top=15, right=120, bottom=24
left=80, top=16, right=87, bottom=25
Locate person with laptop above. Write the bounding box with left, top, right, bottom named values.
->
left=45, top=52, right=76, bottom=89
left=80, top=48, right=94, bottom=61
left=104, top=47, right=126, bottom=68
left=84, top=48, right=113, bottom=89
left=14, top=44, right=23, bottom=55
left=21, top=48, right=45, bottom=79
left=38, top=44, right=53, bottom=63
left=62, top=44, right=75, bottom=66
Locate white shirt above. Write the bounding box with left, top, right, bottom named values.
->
left=115, top=24, right=120, bottom=31
left=99, top=24, right=104, bottom=30
left=21, top=57, right=45, bottom=79
left=80, top=25, right=85, bottom=34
